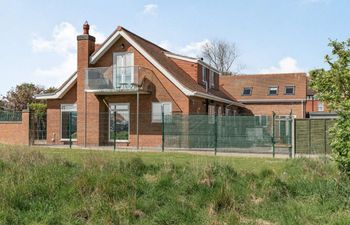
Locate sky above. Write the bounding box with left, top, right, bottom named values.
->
left=0, top=0, right=349, bottom=96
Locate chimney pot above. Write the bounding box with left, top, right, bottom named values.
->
left=83, top=21, right=90, bottom=34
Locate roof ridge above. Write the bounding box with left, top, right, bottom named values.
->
left=119, top=26, right=170, bottom=52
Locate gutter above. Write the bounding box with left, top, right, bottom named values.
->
left=192, top=91, right=246, bottom=108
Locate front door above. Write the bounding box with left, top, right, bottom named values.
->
left=113, top=52, right=134, bottom=89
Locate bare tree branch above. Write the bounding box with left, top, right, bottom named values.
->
left=201, top=39, right=239, bottom=75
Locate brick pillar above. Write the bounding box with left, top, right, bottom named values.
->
left=76, top=22, right=100, bottom=146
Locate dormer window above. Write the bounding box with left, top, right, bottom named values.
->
left=202, top=66, right=207, bottom=82
left=242, top=87, right=252, bottom=96
left=209, top=70, right=215, bottom=88
left=284, top=86, right=295, bottom=95
left=268, top=86, right=278, bottom=95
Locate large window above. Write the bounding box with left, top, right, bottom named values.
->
left=152, top=102, right=172, bottom=123
left=109, top=103, right=130, bottom=141
left=113, top=52, right=134, bottom=89
left=61, top=104, right=77, bottom=140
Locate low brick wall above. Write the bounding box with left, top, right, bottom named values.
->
left=0, top=110, right=30, bottom=145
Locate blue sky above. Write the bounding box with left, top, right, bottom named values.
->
left=0, top=0, right=349, bottom=95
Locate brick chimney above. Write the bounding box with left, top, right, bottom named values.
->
left=76, top=21, right=96, bottom=145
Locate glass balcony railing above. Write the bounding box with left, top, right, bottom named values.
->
left=85, top=66, right=153, bottom=92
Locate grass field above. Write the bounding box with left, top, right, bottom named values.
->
left=0, top=145, right=349, bottom=225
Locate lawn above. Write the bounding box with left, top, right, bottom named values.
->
left=0, top=145, right=349, bottom=225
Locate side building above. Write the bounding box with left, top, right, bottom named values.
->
left=220, top=73, right=308, bottom=118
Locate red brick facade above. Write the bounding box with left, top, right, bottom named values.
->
left=0, top=110, right=30, bottom=145
left=42, top=24, right=243, bottom=148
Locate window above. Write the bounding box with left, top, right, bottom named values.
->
left=317, top=102, right=324, bottom=112
left=242, top=87, right=252, bottom=96
left=218, top=106, right=222, bottom=116
left=209, top=70, right=215, bottom=88
left=109, top=103, right=130, bottom=141
left=61, top=104, right=77, bottom=140
left=306, top=95, right=313, bottom=100
left=268, top=86, right=278, bottom=95
left=255, top=115, right=268, bottom=127
left=208, top=105, right=216, bottom=124
left=202, top=66, right=207, bottom=83
left=113, top=52, right=134, bottom=89
left=284, top=86, right=295, bottom=95
left=225, top=108, right=231, bottom=116
left=152, top=102, right=172, bottom=123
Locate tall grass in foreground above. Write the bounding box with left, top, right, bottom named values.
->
left=0, top=148, right=349, bottom=224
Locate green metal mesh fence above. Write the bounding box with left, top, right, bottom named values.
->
left=164, top=114, right=292, bottom=154
left=0, top=111, right=22, bottom=121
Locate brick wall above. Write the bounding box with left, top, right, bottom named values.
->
left=244, top=102, right=305, bottom=118
left=306, top=99, right=329, bottom=113
left=46, top=83, right=77, bottom=145
left=0, top=110, right=30, bottom=145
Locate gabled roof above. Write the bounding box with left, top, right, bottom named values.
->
left=35, top=72, right=77, bottom=100
left=220, top=73, right=307, bottom=103
left=36, top=26, right=243, bottom=107
left=89, top=26, right=242, bottom=106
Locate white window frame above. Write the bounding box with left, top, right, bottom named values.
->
left=268, top=86, right=278, bottom=95
left=113, top=52, right=134, bottom=88
left=242, top=87, right=252, bottom=96
left=209, top=70, right=215, bottom=88
left=152, top=102, right=172, bottom=123
left=202, top=66, right=207, bottom=83
left=255, top=115, right=268, bottom=127
left=317, top=102, right=324, bottom=112
left=109, top=103, right=130, bottom=142
left=284, top=85, right=295, bottom=95
left=208, top=104, right=216, bottom=124
left=60, top=104, right=77, bottom=141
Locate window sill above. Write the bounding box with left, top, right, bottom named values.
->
left=61, top=139, right=77, bottom=141
left=109, top=140, right=129, bottom=143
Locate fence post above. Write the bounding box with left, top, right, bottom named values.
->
left=69, top=111, right=72, bottom=149
left=272, top=112, right=276, bottom=158
left=113, top=111, right=117, bottom=151
left=324, top=119, right=327, bottom=155
left=288, top=113, right=293, bottom=158
left=308, top=119, right=311, bottom=155
left=214, top=114, right=218, bottom=155
left=161, top=108, right=165, bottom=152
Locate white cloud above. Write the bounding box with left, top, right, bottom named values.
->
left=143, top=4, right=158, bottom=16
left=177, top=39, right=210, bottom=58
left=31, top=22, right=105, bottom=87
left=260, top=57, right=302, bottom=73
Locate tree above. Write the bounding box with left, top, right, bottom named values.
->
left=309, top=39, right=350, bottom=175
left=201, top=39, right=239, bottom=75
left=2, top=83, right=45, bottom=111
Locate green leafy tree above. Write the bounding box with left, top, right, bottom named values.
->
left=310, top=39, right=350, bottom=175
left=2, top=83, right=46, bottom=111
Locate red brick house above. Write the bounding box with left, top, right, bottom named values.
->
left=306, top=88, right=337, bottom=119
left=220, top=73, right=308, bottom=118
left=36, top=22, right=247, bottom=148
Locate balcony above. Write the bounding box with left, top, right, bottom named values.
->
left=85, top=66, right=154, bottom=94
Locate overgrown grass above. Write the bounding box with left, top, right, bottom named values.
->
left=0, top=145, right=349, bottom=224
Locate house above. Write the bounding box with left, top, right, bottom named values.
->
left=36, top=22, right=247, bottom=148
left=306, top=88, right=337, bottom=119
left=220, top=73, right=308, bottom=118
